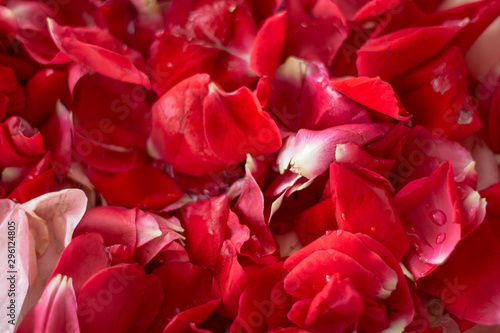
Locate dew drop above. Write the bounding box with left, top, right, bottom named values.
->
left=341, top=213, right=346, bottom=221
left=301, top=22, right=308, bottom=28
left=436, top=233, right=446, bottom=244
left=417, top=254, right=428, bottom=263
left=325, top=230, right=332, bottom=235
left=325, top=274, right=331, bottom=282
left=336, top=229, right=343, bottom=237
left=429, top=210, right=447, bottom=226
left=370, top=227, right=376, bottom=232
left=166, top=62, right=173, bottom=68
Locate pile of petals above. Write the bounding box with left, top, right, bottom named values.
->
left=3, top=0, right=500, bottom=332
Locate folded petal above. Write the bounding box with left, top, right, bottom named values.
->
left=178, top=194, right=228, bottom=268
left=330, top=163, right=409, bottom=259
left=17, top=274, right=79, bottom=333
left=290, top=123, right=392, bottom=179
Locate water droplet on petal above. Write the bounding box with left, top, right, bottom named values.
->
left=336, top=229, right=343, bottom=237
left=430, top=210, right=447, bottom=226
left=436, top=233, right=446, bottom=244
left=166, top=62, right=173, bottom=68
left=417, top=254, right=428, bottom=263
left=301, top=22, right=308, bottom=28
left=370, top=227, right=376, bottom=232
left=325, top=230, right=332, bottom=235
left=325, top=275, right=331, bottom=282
left=341, top=213, right=346, bottom=221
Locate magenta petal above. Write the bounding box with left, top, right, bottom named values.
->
left=394, top=162, right=462, bottom=275
left=335, top=143, right=395, bottom=177
left=290, top=123, right=392, bottom=179
left=17, top=275, right=79, bottom=333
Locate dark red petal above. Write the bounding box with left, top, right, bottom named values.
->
left=48, top=20, right=150, bottom=89
left=294, top=198, right=337, bottom=246
left=87, top=166, right=183, bottom=210
left=178, top=194, right=229, bottom=268
left=427, top=0, right=500, bottom=54
left=77, top=264, right=164, bottom=333
left=215, top=241, right=248, bottom=319
left=357, top=25, right=461, bottom=81
left=21, top=68, right=67, bottom=126
left=301, top=275, right=363, bottom=333
left=231, top=262, right=291, bottom=333
left=283, top=0, right=348, bottom=66
left=0, top=116, right=46, bottom=168
left=7, top=152, right=55, bottom=203
left=39, top=101, right=72, bottom=175
left=356, top=234, right=415, bottom=329
left=330, top=163, right=409, bottom=260
left=284, top=247, right=395, bottom=300
left=394, top=47, right=481, bottom=141
left=331, top=76, right=411, bottom=121
left=49, top=233, right=111, bottom=294
left=284, top=231, right=399, bottom=299
left=204, top=83, right=282, bottom=162
left=149, top=262, right=221, bottom=332
left=148, top=33, right=220, bottom=96
left=74, top=206, right=138, bottom=251
left=250, top=11, right=287, bottom=78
